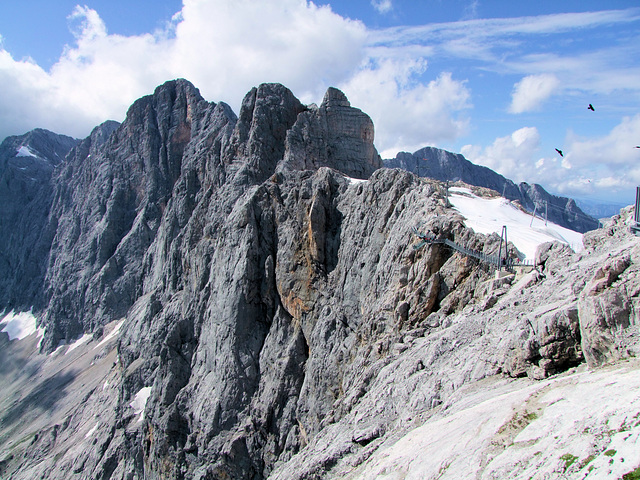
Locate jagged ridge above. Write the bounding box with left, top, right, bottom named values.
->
left=0, top=79, right=638, bottom=480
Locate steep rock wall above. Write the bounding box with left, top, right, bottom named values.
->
left=1, top=79, right=639, bottom=480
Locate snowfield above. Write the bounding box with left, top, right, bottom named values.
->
left=0, top=310, right=43, bottom=341
left=130, top=387, right=152, bottom=423
left=15, top=145, right=37, bottom=158
left=448, top=187, right=584, bottom=261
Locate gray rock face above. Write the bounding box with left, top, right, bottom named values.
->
left=385, top=146, right=600, bottom=233
left=40, top=79, right=213, bottom=348
left=0, top=129, right=79, bottom=310
left=280, top=87, right=382, bottom=179
left=1, top=80, right=639, bottom=480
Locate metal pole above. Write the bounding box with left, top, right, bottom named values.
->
left=502, top=225, right=508, bottom=266
left=530, top=204, right=537, bottom=227
left=545, top=201, right=548, bottom=226
left=635, top=187, right=640, bottom=225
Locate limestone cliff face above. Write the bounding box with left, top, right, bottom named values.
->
left=280, top=87, right=381, bottom=179
left=39, top=80, right=213, bottom=347
left=1, top=80, right=638, bottom=480
left=0, top=79, right=391, bottom=479
left=0, top=129, right=79, bottom=310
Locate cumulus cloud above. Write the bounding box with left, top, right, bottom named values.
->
left=509, top=73, right=560, bottom=113
left=0, top=0, right=367, bottom=140
left=461, top=127, right=541, bottom=182
left=559, top=114, right=640, bottom=198
left=340, top=60, right=471, bottom=158
left=567, top=114, right=640, bottom=167
left=171, top=0, right=366, bottom=104
left=462, top=115, right=640, bottom=201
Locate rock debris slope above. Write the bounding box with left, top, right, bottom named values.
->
left=1, top=79, right=639, bottom=480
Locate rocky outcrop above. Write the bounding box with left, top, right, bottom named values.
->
left=578, top=252, right=634, bottom=367
left=1, top=80, right=639, bottom=480
left=385, top=146, right=600, bottom=233
left=39, top=80, right=219, bottom=347
left=280, top=87, right=381, bottom=179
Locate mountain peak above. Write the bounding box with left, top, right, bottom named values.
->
left=321, top=86, right=351, bottom=108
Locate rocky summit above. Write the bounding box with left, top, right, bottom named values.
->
left=1, top=79, right=640, bottom=480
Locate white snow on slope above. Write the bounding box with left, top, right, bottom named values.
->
left=16, top=145, right=37, bottom=157
left=129, top=387, right=152, bottom=423
left=84, top=422, right=99, bottom=439
left=448, top=187, right=584, bottom=261
left=0, top=310, right=43, bottom=341
left=347, top=176, right=368, bottom=185
left=94, top=319, right=124, bottom=350
left=65, top=333, right=93, bottom=355
left=347, top=362, right=640, bottom=480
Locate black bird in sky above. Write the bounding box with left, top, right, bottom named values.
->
left=588, top=103, right=595, bottom=111
left=555, top=148, right=564, bottom=157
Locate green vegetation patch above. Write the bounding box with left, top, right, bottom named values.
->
left=605, top=449, right=617, bottom=457
left=579, top=455, right=595, bottom=470
left=622, top=465, right=640, bottom=480
left=561, top=453, right=578, bottom=471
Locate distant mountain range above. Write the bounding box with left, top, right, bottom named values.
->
left=573, top=197, right=630, bottom=219
left=384, top=146, right=602, bottom=233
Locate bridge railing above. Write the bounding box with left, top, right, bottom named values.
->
left=413, top=230, right=534, bottom=270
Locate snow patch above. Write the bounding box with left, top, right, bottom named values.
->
left=16, top=145, right=37, bottom=157
left=65, top=333, right=93, bottom=355
left=129, top=387, right=152, bottom=423
left=50, top=342, right=67, bottom=356
left=448, top=188, right=583, bottom=261
left=347, top=176, right=368, bottom=185
left=84, top=422, right=99, bottom=439
left=94, top=319, right=124, bottom=350
left=1, top=310, right=42, bottom=341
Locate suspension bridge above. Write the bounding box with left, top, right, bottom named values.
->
left=412, top=226, right=531, bottom=271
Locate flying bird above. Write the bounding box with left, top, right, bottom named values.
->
left=555, top=148, right=564, bottom=157
left=588, top=104, right=595, bottom=111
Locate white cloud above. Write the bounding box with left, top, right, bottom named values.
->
left=371, top=0, right=393, bottom=14
left=461, top=126, right=541, bottom=181
left=370, top=9, right=640, bottom=95
left=566, top=115, right=640, bottom=167
left=0, top=0, right=367, bottom=140
left=340, top=61, right=471, bottom=158
left=462, top=115, right=640, bottom=201
left=555, top=114, right=640, bottom=198
left=0, top=1, right=472, bottom=157
left=462, top=1, right=480, bottom=21
left=509, top=74, right=560, bottom=113
left=171, top=0, right=366, bottom=105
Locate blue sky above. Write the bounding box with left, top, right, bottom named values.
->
left=1, top=1, right=639, bottom=205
